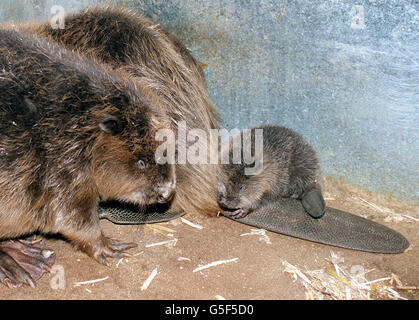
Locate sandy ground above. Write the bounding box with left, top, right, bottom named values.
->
left=1, top=183, right=418, bottom=300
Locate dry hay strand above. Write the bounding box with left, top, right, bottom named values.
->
left=281, top=252, right=409, bottom=300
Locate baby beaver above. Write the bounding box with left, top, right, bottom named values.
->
left=216, top=125, right=326, bottom=219
left=0, top=29, right=175, bottom=288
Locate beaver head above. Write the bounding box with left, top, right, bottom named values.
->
left=87, top=90, right=176, bottom=207
left=216, top=163, right=252, bottom=210
left=215, top=129, right=274, bottom=212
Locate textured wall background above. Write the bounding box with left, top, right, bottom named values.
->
left=1, top=0, right=418, bottom=204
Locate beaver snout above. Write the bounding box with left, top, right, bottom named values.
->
left=157, top=183, right=176, bottom=204
left=216, top=183, right=241, bottom=210
left=217, top=197, right=241, bottom=210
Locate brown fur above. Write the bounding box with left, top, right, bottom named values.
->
left=22, top=6, right=221, bottom=216
left=216, top=125, right=322, bottom=217
left=0, top=28, right=174, bottom=262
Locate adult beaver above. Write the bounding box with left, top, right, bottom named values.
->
left=0, top=29, right=175, bottom=287
left=216, top=125, right=326, bottom=219
left=25, top=6, right=221, bottom=216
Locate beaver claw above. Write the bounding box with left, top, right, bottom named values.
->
left=0, top=239, right=55, bottom=288
left=89, top=236, right=137, bottom=266
left=223, top=208, right=250, bottom=219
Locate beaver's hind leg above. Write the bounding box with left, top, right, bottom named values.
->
left=301, top=188, right=326, bottom=219
left=0, top=239, right=55, bottom=288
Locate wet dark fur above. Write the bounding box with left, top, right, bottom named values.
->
left=216, top=125, right=324, bottom=218
left=0, top=29, right=175, bottom=263
left=24, top=6, right=221, bottom=216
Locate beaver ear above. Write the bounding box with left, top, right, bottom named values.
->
left=99, top=115, right=123, bottom=134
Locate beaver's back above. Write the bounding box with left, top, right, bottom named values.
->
left=258, top=125, right=321, bottom=198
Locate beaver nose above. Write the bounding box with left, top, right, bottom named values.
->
left=216, top=189, right=240, bottom=210
left=157, top=183, right=176, bottom=204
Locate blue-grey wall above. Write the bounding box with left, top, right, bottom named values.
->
left=1, top=0, right=418, bottom=204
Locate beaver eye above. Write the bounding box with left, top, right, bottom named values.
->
left=138, top=160, right=146, bottom=169
left=99, top=116, right=123, bottom=134
left=239, top=185, right=245, bottom=191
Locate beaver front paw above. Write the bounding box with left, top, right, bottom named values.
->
left=86, top=236, right=137, bottom=266
left=223, top=208, right=251, bottom=219
left=0, top=239, right=55, bottom=288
